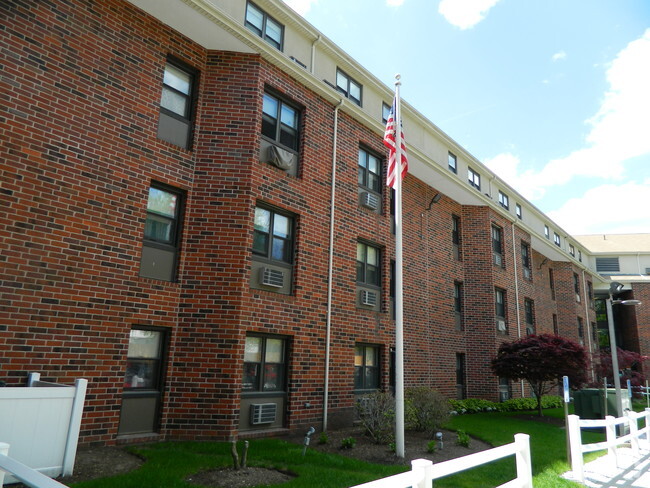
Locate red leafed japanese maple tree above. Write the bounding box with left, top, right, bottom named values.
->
left=594, top=347, right=647, bottom=391
left=491, top=333, right=589, bottom=416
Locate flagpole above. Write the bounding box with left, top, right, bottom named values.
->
left=393, top=74, right=405, bottom=459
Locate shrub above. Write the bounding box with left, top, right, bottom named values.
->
left=426, top=440, right=437, bottom=453
left=449, top=395, right=564, bottom=414
left=356, top=391, right=395, bottom=444
left=405, top=387, right=450, bottom=435
left=318, top=432, right=328, bottom=445
left=340, top=437, right=356, bottom=449
left=456, top=430, right=471, bottom=448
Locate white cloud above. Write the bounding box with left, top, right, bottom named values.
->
left=484, top=153, right=541, bottom=200
left=386, top=0, right=405, bottom=6
left=438, top=0, right=500, bottom=29
left=488, top=29, right=650, bottom=201
left=546, top=180, right=650, bottom=234
left=552, top=50, right=567, bottom=61
left=282, top=0, right=317, bottom=15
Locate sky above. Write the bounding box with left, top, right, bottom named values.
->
left=283, top=0, right=650, bottom=236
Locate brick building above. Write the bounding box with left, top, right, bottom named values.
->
left=1, top=0, right=645, bottom=446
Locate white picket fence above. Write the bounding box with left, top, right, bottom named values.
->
left=567, top=409, right=650, bottom=483
left=0, top=373, right=87, bottom=485
left=350, top=433, right=532, bottom=488
left=0, top=443, right=70, bottom=488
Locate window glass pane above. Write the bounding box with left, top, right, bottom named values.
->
left=354, top=346, right=363, bottom=366
left=265, top=18, right=283, bottom=46
left=245, top=3, right=264, bottom=33
left=336, top=71, right=347, bottom=91
left=279, top=127, right=297, bottom=150
left=366, top=264, right=379, bottom=285
left=124, top=359, right=157, bottom=389
left=358, top=150, right=367, bottom=168
left=161, top=87, right=188, bottom=116
left=148, top=187, right=177, bottom=217
left=349, top=80, right=361, bottom=101
left=368, top=173, right=380, bottom=192
left=365, top=347, right=376, bottom=366
left=271, top=237, right=290, bottom=262
left=280, top=104, right=297, bottom=129
left=263, top=363, right=283, bottom=390
left=368, top=155, right=379, bottom=175
left=356, top=261, right=364, bottom=282
left=262, top=93, right=278, bottom=118
left=366, top=246, right=378, bottom=266
left=244, top=336, right=262, bottom=362
left=127, top=329, right=161, bottom=358
left=252, top=230, right=268, bottom=255
left=365, top=367, right=378, bottom=389
left=163, top=64, right=190, bottom=95
left=273, top=214, right=290, bottom=238
left=357, top=243, right=364, bottom=262
left=242, top=363, right=259, bottom=391
left=144, top=214, right=173, bottom=242
left=254, top=207, right=270, bottom=232
left=265, top=339, right=283, bottom=362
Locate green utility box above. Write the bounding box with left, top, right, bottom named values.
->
left=574, top=388, right=631, bottom=418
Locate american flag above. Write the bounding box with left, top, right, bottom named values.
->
left=383, top=97, right=408, bottom=189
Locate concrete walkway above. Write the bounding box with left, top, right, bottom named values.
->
left=563, top=448, right=650, bottom=487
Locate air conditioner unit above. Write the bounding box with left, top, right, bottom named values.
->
left=360, top=290, right=377, bottom=307
left=493, top=253, right=503, bottom=267
left=360, top=191, right=379, bottom=210
left=496, top=319, right=506, bottom=332
left=250, top=403, right=277, bottom=425
left=267, top=144, right=294, bottom=171
left=260, top=267, right=284, bottom=288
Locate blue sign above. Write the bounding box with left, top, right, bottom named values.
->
left=563, top=376, right=570, bottom=403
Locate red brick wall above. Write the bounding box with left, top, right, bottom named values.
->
left=1, top=0, right=603, bottom=446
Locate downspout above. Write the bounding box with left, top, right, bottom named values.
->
left=323, top=98, right=344, bottom=432
left=310, top=35, right=321, bottom=74
left=511, top=221, right=524, bottom=397
left=582, top=269, right=596, bottom=381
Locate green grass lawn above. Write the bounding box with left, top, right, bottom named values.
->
left=70, top=409, right=605, bottom=488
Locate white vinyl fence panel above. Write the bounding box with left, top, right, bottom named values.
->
left=0, top=374, right=87, bottom=484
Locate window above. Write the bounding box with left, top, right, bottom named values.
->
left=578, top=250, right=582, bottom=262
left=357, top=242, right=380, bottom=287
left=516, top=203, right=522, bottom=219
left=157, top=60, right=197, bottom=149
left=454, top=282, right=463, bottom=331
left=448, top=152, right=457, bottom=173
left=573, top=272, right=581, bottom=302
left=596, top=257, right=620, bottom=272
left=495, top=288, right=507, bottom=334
left=577, top=317, right=584, bottom=345
left=569, top=244, right=575, bottom=257
left=139, top=184, right=184, bottom=282
left=243, top=335, right=286, bottom=392
left=358, top=147, right=382, bottom=194
left=382, top=102, right=391, bottom=123
left=119, top=327, right=168, bottom=435
left=588, top=281, right=594, bottom=308
left=456, top=353, right=466, bottom=399
left=355, top=344, right=380, bottom=392
left=251, top=205, right=295, bottom=294
left=524, top=299, right=535, bottom=335
left=262, top=92, right=300, bottom=151
left=452, top=215, right=461, bottom=260
left=549, top=269, right=555, bottom=300
left=357, top=242, right=381, bottom=310
left=553, top=314, right=559, bottom=335
left=521, top=241, right=532, bottom=279
left=544, top=225, right=549, bottom=239
left=499, top=377, right=511, bottom=402
left=468, top=167, right=481, bottom=190
left=245, top=2, right=283, bottom=50
left=336, top=69, right=362, bottom=106
left=492, top=225, right=504, bottom=267
left=498, top=191, right=509, bottom=210
left=554, top=232, right=561, bottom=247
left=389, top=260, right=395, bottom=319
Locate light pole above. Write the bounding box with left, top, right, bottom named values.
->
left=606, top=281, right=642, bottom=417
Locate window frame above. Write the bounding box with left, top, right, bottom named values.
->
left=448, top=152, right=457, bottom=174
left=492, top=224, right=504, bottom=267
left=468, top=167, right=481, bottom=190
left=515, top=203, right=522, bottom=219
left=521, top=241, right=532, bottom=279
left=157, top=58, right=199, bottom=149
left=242, top=334, right=287, bottom=393
left=495, top=288, right=506, bottom=319
left=544, top=225, right=550, bottom=239
left=452, top=215, right=461, bottom=260
left=358, top=146, right=382, bottom=194
left=356, top=241, right=381, bottom=288
left=140, top=182, right=185, bottom=282
left=336, top=68, right=362, bottom=106
left=554, top=232, right=561, bottom=247
left=524, top=298, right=535, bottom=335
left=261, top=90, right=301, bottom=153
left=454, top=281, right=464, bottom=331
left=498, top=190, right=509, bottom=210
left=252, top=205, right=295, bottom=265
left=354, top=344, right=381, bottom=393
left=382, top=102, right=391, bottom=124
left=245, top=1, right=284, bottom=50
